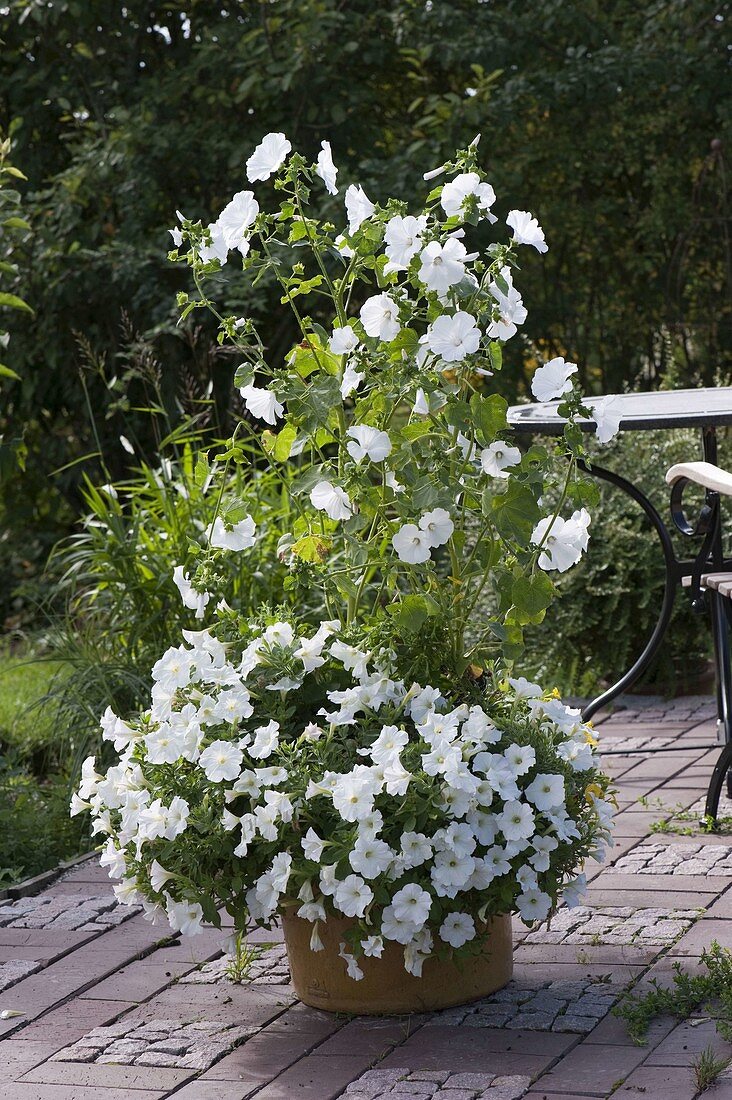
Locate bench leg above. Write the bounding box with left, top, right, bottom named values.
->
left=705, top=741, right=732, bottom=819
left=707, top=589, right=732, bottom=817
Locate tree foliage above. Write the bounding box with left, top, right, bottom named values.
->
left=0, top=0, right=730, bottom=617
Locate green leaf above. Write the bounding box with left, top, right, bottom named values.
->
left=233, top=363, right=254, bottom=389
left=490, top=482, right=541, bottom=542
left=511, top=570, right=554, bottom=623
left=387, top=593, right=440, bottom=633
left=470, top=392, right=507, bottom=443
left=2, top=216, right=30, bottom=230
left=193, top=451, right=209, bottom=487
left=291, top=533, right=331, bottom=563
left=273, top=423, right=298, bottom=461
left=3, top=166, right=27, bottom=181
left=0, top=292, right=33, bottom=314
left=0, top=363, right=20, bottom=381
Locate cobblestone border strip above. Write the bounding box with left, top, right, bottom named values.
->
left=610, top=841, right=732, bottom=876
left=180, top=943, right=289, bottom=985
left=51, top=1017, right=257, bottom=1071
left=0, top=892, right=141, bottom=931
left=344, top=1068, right=530, bottom=1099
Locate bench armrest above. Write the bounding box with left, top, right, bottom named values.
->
left=666, top=461, right=732, bottom=497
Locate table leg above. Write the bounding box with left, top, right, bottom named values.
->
left=580, top=462, right=679, bottom=723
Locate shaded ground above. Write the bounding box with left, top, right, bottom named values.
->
left=2, top=698, right=732, bottom=1099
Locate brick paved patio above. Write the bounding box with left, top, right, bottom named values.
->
left=2, top=697, right=732, bottom=1099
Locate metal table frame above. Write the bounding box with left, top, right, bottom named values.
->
left=508, top=394, right=732, bottom=819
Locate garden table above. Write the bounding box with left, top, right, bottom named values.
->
left=507, top=387, right=732, bottom=816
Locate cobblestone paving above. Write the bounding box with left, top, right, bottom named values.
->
left=597, top=734, right=677, bottom=754
left=611, top=840, right=732, bottom=875
left=522, top=904, right=699, bottom=946
left=0, top=891, right=139, bottom=930
left=424, top=977, right=623, bottom=1034
left=180, top=942, right=289, bottom=985
left=344, top=1068, right=530, bottom=1099
left=51, top=1016, right=256, bottom=1071
left=0, top=958, right=43, bottom=992
left=690, top=790, right=732, bottom=817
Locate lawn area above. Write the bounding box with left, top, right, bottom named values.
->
left=0, top=646, right=90, bottom=884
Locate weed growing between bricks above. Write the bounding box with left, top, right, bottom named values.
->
left=615, top=941, right=732, bottom=1044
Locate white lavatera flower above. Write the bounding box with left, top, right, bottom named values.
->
left=217, top=190, right=259, bottom=254
left=589, top=395, right=623, bottom=444
left=246, top=132, right=291, bottom=182
left=532, top=507, right=591, bottom=573
left=172, top=565, right=211, bottom=620
left=440, top=172, right=497, bottom=222
left=487, top=265, right=528, bottom=341
left=315, top=139, right=338, bottom=195
left=329, top=324, right=359, bottom=356
left=344, top=183, right=375, bottom=234
left=419, top=507, right=454, bottom=547
left=507, top=209, right=548, bottom=253
left=424, top=310, right=481, bottom=363
left=418, top=238, right=474, bottom=295
left=392, top=522, right=432, bottom=564
left=481, top=439, right=521, bottom=477
left=383, top=214, right=427, bottom=271
left=531, top=356, right=578, bottom=402
left=207, top=515, right=256, bottom=551
left=359, top=293, right=400, bottom=341
left=310, top=480, right=353, bottom=521
left=346, top=425, right=392, bottom=464
left=239, top=382, right=284, bottom=425
left=341, top=361, right=365, bottom=399
left=169, top=226, right=183, bottom=247
left=198, top=222, right=228, bottom=264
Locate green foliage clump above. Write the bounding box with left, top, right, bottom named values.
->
left=616, top=941, right=732, bottom=1046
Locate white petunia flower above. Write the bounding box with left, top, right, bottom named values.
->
left=360, top=293, right=400, bottom=341
left=346, top=425, right=392, bottom=464
left=517, top=888, right=552, bottom=923
left=392, top=523, right=432, bottom=564
left=246, top=132, right=291, bottom=182
left=344, top=184, right=375, bottom=234
left=508, top=676, right=544, bottom=699
left=418, top=238, right=473, bottom=295
left=239, top=382, right=284, bottom=425
left=400, top=831, right=433, bottom=869
left=333, top=874, right=373, bottom=918
left=384, top=214, right=427, bottom=271
left=310, top=480, right=353, bottom=521
left=349, top=835, right=394, bottom=879
left=381, top=904, right=420, bottom=944
left=439, top=911, right=476, bottom=948
left=419, top=507, right=454, bottom=547
left=480, top=441, right=522, bottom=478
left=329, top=325, right=359, bottom=356
left=301, top=827, right=326, bottom=862
left=391, top=883, right=432, bottom=926
left=532, top=508, right=591, bottom=573
left=497, top=799, right=536, bottom=841
left=361, top=935, right=384, bottom=958
left=208, top=515, right=256, bottom=551
left=198, top=739, right=243, bottom=783
left=217, top=190, right=259, bottom=254
left=503, top=743, right=536, bottom=776
left=525, top=772, right=566, bottom=812
left=315, top=140, right=338, bottom=194
left=589, top=395, right=623, bottom=444
left=440, top=172, right=497, bottom=222
left=249, top=720, right=280, bottom=759
left=507, top=209, right=548, bottom=253
left=166, top=897, right=205, bottom=937
left=425, top=311, right=481, bottom=363
left=149, top=859, right=174, bottom=893
left=338, top=941, right=364, bottom=980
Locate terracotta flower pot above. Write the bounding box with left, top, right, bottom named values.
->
left=281, top=910, right=513, bottom=1015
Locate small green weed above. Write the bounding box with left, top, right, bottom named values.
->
left=225, top=932, right=263, bottom=983
left=692, top=1044, right=732, bottom=1093
left=615, top=941, right=732, bottom=1045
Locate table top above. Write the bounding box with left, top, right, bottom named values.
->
left=507, top=386, right=732, bottom=434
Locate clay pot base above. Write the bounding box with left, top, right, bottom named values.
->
left=281, top=911, right=513, bottom=1015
